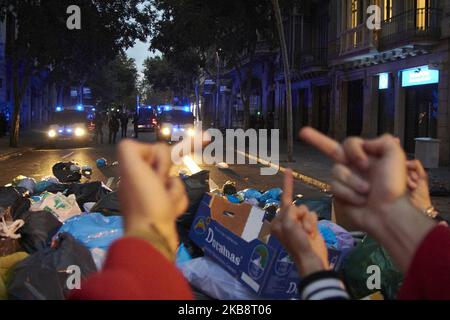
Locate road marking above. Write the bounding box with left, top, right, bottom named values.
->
left=61, top=151, right=75, bottom=159
left=182, top=155, right=219, bottom=191
left=106, top=177, right=115, bottom=188
left=235, top=149, right=330, bottom=192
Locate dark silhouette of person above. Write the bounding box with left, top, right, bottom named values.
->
left=132, top=112, right=139, bottom=139
left=93, top=113, right=104, bottom=144
left=120, top=112, right=129, bottom=138
left=108, top=113, right=120, bottom=144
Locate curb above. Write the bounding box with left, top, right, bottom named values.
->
left=237, top=150, right=331, bottom=193
left=0, top=147, right=34, bottom=162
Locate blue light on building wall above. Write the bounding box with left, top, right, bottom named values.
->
left=402, top=66, right=439, bottom=87
left=55, top=106, right=63, bottom=112
left=379, top=73, right=389, bottom=90
left=76, top=105, right=84, bottom=111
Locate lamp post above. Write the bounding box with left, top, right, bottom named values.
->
left=215, top=49, right=221, bottom=128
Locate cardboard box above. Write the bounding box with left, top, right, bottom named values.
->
left=189, top=194, right=348, bottom=299
left=331, top=199, right=361, bottom=232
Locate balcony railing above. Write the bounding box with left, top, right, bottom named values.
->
left=298, top=47, right=328, bottom=69
left=339, top=23, right=378, bottom=57
left=380, top=8, right=442, bottom=49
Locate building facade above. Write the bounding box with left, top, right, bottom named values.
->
left=0, top=14, right=56, bottom=135
left=281, top=0, right=450, bottom=164
left=214, top=0, right=450, bottom=165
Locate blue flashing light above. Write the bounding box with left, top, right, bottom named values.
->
left=58, top=129, right=63, bottom=133
left=76, top=105, right=84, bottom=111
left=92, top=108, right=96, bottom=112
left=183, top=106, right=190, bottom=112
left=66, top=128, right=73, bottom=133
left=56, top=106, right=63, bottom=112
left=164, top=106, right=171, bottom=111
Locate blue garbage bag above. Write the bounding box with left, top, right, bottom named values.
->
left=237, top=189, right=262, bottom=201
left=96, top=158, right=107, bottom=168
left=318, top=223, right=338, bottom=249
left=56, top=213, right=123, bottom=250
left=34, top=180, right=56, bottom=194
left=259, top=188, right=282, bottom=203
left=226, top=195, right=242, bottom=203
left=176, top=243, right=193, bottom=266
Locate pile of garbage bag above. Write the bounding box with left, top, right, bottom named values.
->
left=0, top=162, right=122, bottom=300
left=175, top=178, right=403, bottom=300
left=0, top=161, right=403, bottom=300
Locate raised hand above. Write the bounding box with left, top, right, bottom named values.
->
left=271, top=169, right=329, bottom=277
left=117, top=140, right=188, bottom=257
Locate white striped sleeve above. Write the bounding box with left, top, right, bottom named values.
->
left=299, top=271, right=350, bottom=300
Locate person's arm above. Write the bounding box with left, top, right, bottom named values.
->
left=299, top=271, right=349, bottom=300
left=71, top=140, right=192, bottom=300
left=70, top=237, right=193, bottom=300
left=398, top=224, right=450, bottom=300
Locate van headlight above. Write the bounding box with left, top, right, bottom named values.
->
left=75, top=128, right=86, bottom=137
left=187, top=128, right=195, bottom=137
left=161, top=127, right=171, bottom=136
left=48, top=129, right=57, bottom=138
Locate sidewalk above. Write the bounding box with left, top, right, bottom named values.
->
left=250, top=139, right=450, bottom=214
left=0, top=129, right=41, bottom=161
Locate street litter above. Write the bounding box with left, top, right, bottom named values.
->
left=216, top=162, right=229, bottom=169
left=52, top=161, right=83, bottom=183
left=30, top=192, right=82, bottom=222
left=12, top=176, right=36, bottom=194
left=0, top=252, right=29, bottom=300
left=55, top=213, right=123, bottom=251
left=17, top=210, right=62, bottom=253
left=343, top=236, right=402, bottom=300
left=187, top=193, right=351, bottom=299
left=96, top=158, right=107, bottom=168
left=7, top=233, right=97, bottom=300
left=180, top=257, right=260, bottom=300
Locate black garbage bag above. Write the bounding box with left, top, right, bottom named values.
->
left=17, top=210, right=62, bottom=254
left=0, top=187, right=22, bottom=208
left=0, top=186, right=31, bottom=220
left=41, top=183, right=70, bottom=194
left=52, top=162, right=82, bottom=183
left=294, top=196, right=333, bottom=220
left=7, top=233, right=97, bottom=300
left=177, top=170, right=209, bottom=258
left=90, top=191, right=120, bottom=216
left=66, top=182, right=111, bottom=208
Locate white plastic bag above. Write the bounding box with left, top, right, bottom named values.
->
left=30, top=191, right=82, bottom=222
left=179, top=257, right=260, bottom=300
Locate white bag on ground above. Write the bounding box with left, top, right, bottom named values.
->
left=179, top=257, right=260, bottom=300
left=30, top=191, right=82, bottom=222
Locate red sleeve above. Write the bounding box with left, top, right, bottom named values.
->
left=69, top=237, right=193, bottom=300
left=398, top=225, right=450, bottom=300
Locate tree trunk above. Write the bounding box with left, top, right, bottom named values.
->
left=9, top=60, right=31, bottom=148
left=9, top=64, right=21, bottom=148
left=272, top=0, right=294, bottom=162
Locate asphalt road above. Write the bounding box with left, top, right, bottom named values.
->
left=0, top=129, right=328, bottom=200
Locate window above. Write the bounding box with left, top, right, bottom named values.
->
left=416, top=0, right=429, bottom=30
left=384, top=0, right=393, bottom=21
left=351, top=0, right=359, bottom=28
